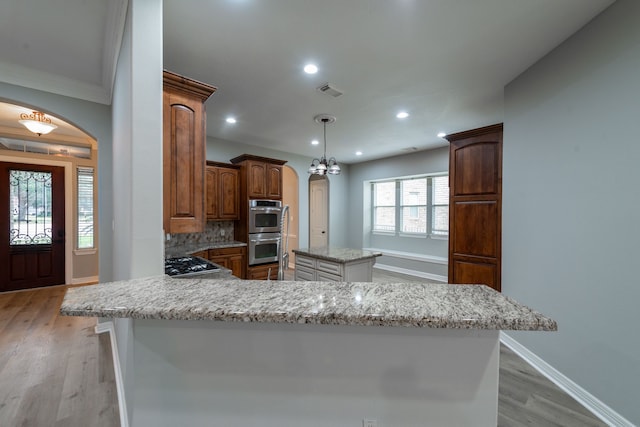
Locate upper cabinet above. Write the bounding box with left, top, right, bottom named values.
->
left=206, top=161, right=240, bottom=221
left=230, top=154, right=287, bottom=200
left=445, top=124, right=503, bottom=292
left=163, top=70, right=216, bottom=234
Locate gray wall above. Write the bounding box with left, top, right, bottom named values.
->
left=502, top=0, right=640, bottom=423
left=207, top=136, right=350, bottom=248
left=347, top=146, right=449, bottom=277
left=111, top=0, right=164, bottom=423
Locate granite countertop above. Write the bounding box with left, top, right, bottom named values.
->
left=165, top=241, right=247, bottom=258
left=60, top=277, right=556, bottom=331
left=293, top=247, right=382, bottom=263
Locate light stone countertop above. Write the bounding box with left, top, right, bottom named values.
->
left=292, top=247, right=382, bottom=263
left=165, top=241, right=247, bottom=258
left=60, top=276, right=557, bottom=331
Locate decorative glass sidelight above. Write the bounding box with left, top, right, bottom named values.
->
left=9, top=169, right=53, bottom=245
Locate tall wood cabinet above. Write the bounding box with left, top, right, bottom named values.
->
left=206, top=161, right=240, bottom=221
left=445, top=124, right=502, bottom=292
left=163, top=70, right=216, bottom=234
left=230, top=154, right=287, bottom=280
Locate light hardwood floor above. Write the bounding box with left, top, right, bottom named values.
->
left=0, top=285, right=119, bottom=427
left=1, top=273, right=606, bottom=427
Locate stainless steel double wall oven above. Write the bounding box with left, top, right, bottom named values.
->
left=247, top=199, right=282, bottom=265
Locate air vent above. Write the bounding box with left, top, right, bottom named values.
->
left=316, top=83, right=343, bottom=98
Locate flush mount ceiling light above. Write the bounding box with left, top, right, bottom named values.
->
left=225, top=116, right=237, bottom=124
left=18, top=111, right=58, bottom=136
left=396, top=111, right=409, bottom=119
left=308, top=114, right=341, bottom=176
left=303, top=64, right=318, bottom=74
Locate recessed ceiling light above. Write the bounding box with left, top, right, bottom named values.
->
left=226, top=117, right=237, bottom=124
left=311, top=139, right=319, bottom=145
left=355, top=151, right=363, bottom=156
left=437, top=132, right=447, bottom=138
left=396, top=111, right=409, bottom=119
left=304, top=64, right=318, bottom=74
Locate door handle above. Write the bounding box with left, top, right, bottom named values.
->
left=321, top=231, right=326, bottom=234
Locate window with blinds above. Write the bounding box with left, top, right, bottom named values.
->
left=77, top=167, right=94, bottom=249
left=372, top=174, right=449, bottom=237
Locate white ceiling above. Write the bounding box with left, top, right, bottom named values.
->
left=0, top=0, right=615, bottom=164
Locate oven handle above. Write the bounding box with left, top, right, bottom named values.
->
left=249, top=236, right=281, bottom=244
left=250, top=207, right=282, bottom=214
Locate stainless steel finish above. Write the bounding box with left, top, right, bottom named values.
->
left=248, top=232, right=281, bottom=265
left=248, top=199, right=283, bottom=234
left=278, top=204, right=290, bottom=280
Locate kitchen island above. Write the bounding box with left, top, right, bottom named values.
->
left=293, top=247, right=382, bottom=282
left=61, top=277, right=556, bottom=427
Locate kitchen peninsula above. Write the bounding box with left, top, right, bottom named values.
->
left=61, top=277, right=556, bottom=426
left=293, top=247, right=382, bottom=282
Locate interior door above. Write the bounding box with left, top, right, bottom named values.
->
left=309, top=176, right=328, bottom=247
left=0, top=162, right=65, bottom=292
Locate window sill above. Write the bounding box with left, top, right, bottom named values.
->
left=74, top=248, right=97, bottom=256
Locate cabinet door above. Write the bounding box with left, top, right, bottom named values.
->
left=446, top=124, right=502, bottom=291
left=266, top=164, right=282, bottom=199
left=205, top=166, right=219, bottom=220
left=163, top=89, right=206, bottom=233
left=219, top=168, right=239, bottom=219
left=247, top=263, right=278, bottom=280
left=208, top=255, right=229, bottom=269
left=227, top=254, right=244, bottom=278
left=247, top=161, right=267, bottom=198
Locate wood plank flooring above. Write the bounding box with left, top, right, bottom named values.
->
left=0, top=285, right=119, bottom=427
left=1, top=273, right=606, bottom=427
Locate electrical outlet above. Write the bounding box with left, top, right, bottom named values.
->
left=363, top=419, right=377, bottom=427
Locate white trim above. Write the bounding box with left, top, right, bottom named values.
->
left=95, top=321, right=129, bottom=427
left=500, top=333, right=635, bottom=427
left=374, top=263, right=447, bottom=283
left=70, top=275, right=99, bottom=285
left=364, top=247, right=448, bottom=265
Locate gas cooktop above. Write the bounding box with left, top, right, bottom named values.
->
left=164, top=256, right=220, bottom=277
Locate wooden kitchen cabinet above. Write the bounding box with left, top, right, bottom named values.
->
left=445, top=123, right=502, bottom=292
left=230, top=154, right=286, bottom=200
left=246, top=262, right=279, bottom=280
left=206, top=161, right=240, bottom=220
left=163, top=70, right=216, bottom=234
left=208, top=246, right=246, bottom=279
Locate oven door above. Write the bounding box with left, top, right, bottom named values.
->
left=249, top=207, right=282, bottom=233
left=248, top=232, right=281, bottom=265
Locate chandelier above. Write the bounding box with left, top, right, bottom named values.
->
left=308, top=114, right=341, bottom=175
left=18, top=111, right=58, bottom=136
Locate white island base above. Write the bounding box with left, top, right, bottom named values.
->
left=131, top=319, right=499, bottom=426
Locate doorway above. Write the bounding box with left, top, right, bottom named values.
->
left=0, top=162, right=66, bottom=292
left=309, top=175, right=328, bottom=247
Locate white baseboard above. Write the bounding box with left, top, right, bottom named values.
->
left=71, top=275, right=99, bottom=285
left=363, top=247, right=448, bottom=265
left=374, top=263, right=447, bottom=283
left=500, top=332, right=634, bottom=427
left=95, top=321, right=129, bottom=427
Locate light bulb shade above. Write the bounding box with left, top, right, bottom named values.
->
left=18, top=111, right=57, bottom=136
left=19, top=120, right=57, bottom=135
left=328, top=160, right=341, bottom=175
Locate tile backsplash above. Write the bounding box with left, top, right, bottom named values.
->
left=165, top=221, right=234, bottom=250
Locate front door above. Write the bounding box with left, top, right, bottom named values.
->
left=0, top=162, right=65, bottom=292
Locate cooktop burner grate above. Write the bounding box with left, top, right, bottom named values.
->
left=164, top=256, right=220, bottom=277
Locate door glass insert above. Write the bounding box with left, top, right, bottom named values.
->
left=9, top=169, right=53, bottom=245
